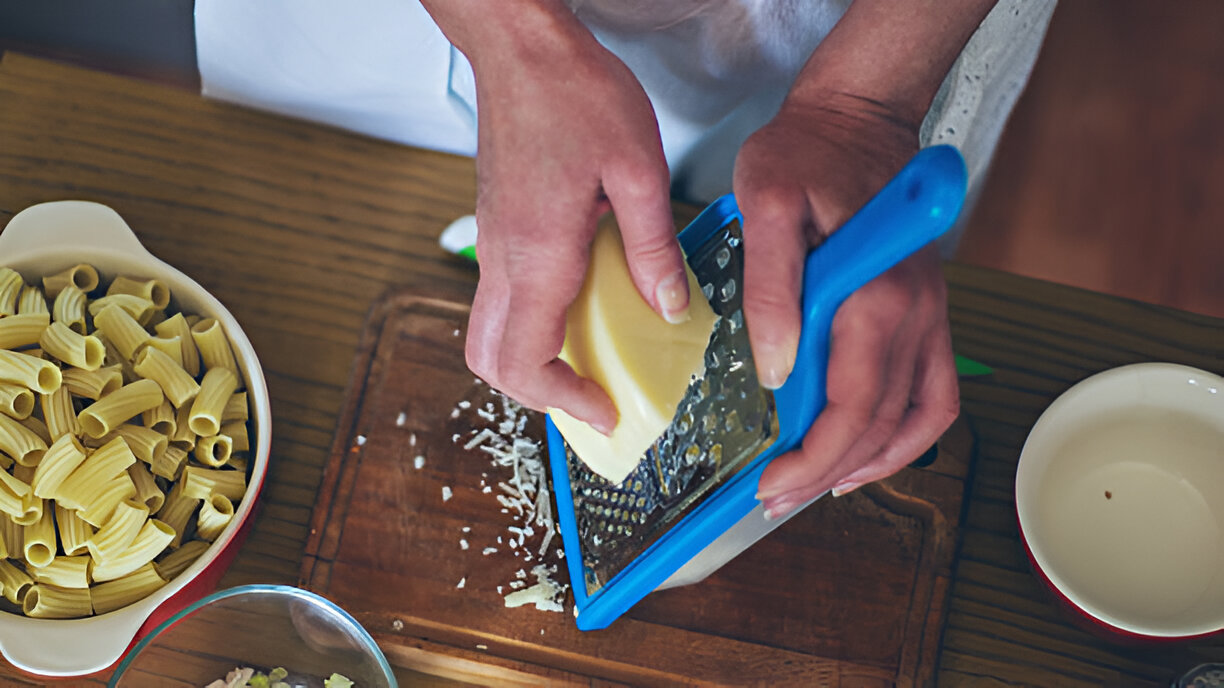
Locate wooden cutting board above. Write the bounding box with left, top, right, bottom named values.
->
left=299, top=279, right=974, bottom=687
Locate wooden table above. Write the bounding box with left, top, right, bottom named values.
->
left=0, top=53, right=1221, bottom=687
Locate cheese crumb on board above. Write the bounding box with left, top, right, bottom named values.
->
left=459, top=539, right=469, bottom=550
left=442, top=486, right=453, bottom=502
left=396, top=412, right=407, bottom=427
left=414, top=455, right=426, bottom=470
left=449, top=387, right=569, bottom=613
left=457, top=577, right=466, bottom=589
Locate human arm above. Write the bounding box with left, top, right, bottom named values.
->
left=419, top=0, right=691, bottom=433
left=741, top=0, right=998, bottom=517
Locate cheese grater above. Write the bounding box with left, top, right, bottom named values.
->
left=547, top=146, right=968, bottom=630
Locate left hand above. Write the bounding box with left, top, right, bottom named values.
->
left=734, top=90, right=960, bottom=519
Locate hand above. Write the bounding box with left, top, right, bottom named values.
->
left=458, top=8, right=691, bottom=432
left=734, top=91, right=960, bottom=519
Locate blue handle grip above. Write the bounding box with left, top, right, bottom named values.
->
left=772, top=145, right=968, bottom=445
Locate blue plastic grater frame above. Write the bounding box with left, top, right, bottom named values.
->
left=547, top=145, right=969, bottom=630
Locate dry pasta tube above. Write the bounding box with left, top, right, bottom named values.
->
left=53, top=285, right=88, bottom=334
left=79, top=473, right=138, bottom=528
left=155, top=539, right=209, bottom=580
left=0, top=559, right=33, bottom=604
left=87, top=498, right=149, bottom=564
left=0, top=487, right=26, bottom=522
left=188, top=368, right=237, bottom=437
left=0, top=469, right=30, bottom=505
left=41, top=263, right=99, bottom=298
left=143, top=399, right=177, bottom=437
left=0, top=414, right=48, bottom=467
left=194, top=435, right=233, bottom=468
left=40, top=384, right=80, bottom=441
left=13, top=492, right=44, bottom=527
left=133, top=346, right=199, bottom=408
left=0, top=268, right=23, bottom=317
left=219, top=421, right=249, bottom=453
left=156, top=482, right=198, bottom=548
left=145, top=335, right=183, bottom=368
left=0, top=515, right=24, bottom=557
left=89, top=294, right=157, bottom=326
left=56, top=436, right=138, bottom=510
left=0, top=313, right=49, bottom=349
left=221, top=392, right=248, bottom=424
left=31, top=433, right=88, bottom=500
left=181, top=466, right=246, bottom=501
left=91, top=518, right=175, bottom=582
left=171, top=404, right=195, bottom=450
left=56, top=504, right=93, bottom=557
left=31, top=555, right=90, bottom=589
left=78, top=378, right=163, bottom=438
left=109, top=424, right=167, bottom=464
left=128, top=463, right=165, bottom=513
left=18, top=286, right=47, bottom=315
left=39, top=321, right=105, bottom=371
left=195, top=494, right=234, bottom=541
left=62, top=365, right=123, bottom=401
left=23, top=507, right=56, bottom=567
left=151, top=445, right=189, bottom=481
left=23, top=583, right=92, bottom=619
left=93, top=303, right=152, bottom=360
left=0, top=349, right=62, bottom=395
left=91, top=562, right=166, bottom=615
left=190, top=318, right=239, bottom=379
left=108, top=276, right=171, bottom=311
left=0, top=383, right=34, bottom=420
left=155, top=313, right=200, bottom=378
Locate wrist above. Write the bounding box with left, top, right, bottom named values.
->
left=787, top=0, right=997, bottom=124
left=421, top=0, right=591, bottom=72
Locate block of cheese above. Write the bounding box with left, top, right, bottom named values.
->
left=549, top=216, right=718, bottom=485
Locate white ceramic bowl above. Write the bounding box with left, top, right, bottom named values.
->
left=0, top=201, right=272, bottom=676
left=1016, top=362, right=1224, bottom=640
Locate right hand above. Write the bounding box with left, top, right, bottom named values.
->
left=459, top=6, right=691, bottom=433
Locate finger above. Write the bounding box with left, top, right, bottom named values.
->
left=738, top=187, right=810, bottom=389
left=836, top=320, right=960, bottom=490
left=755, top=295, right=894, bottom=503
left=493, top=223, right=618, bottom=432
left=602, top=154, right=689, bottom=324
left=816, top=300, right=924, bottom=493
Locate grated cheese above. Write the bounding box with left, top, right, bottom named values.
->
left=396, top=413, right=407, bottom=427
left=442, top=486, right=453, bottom=502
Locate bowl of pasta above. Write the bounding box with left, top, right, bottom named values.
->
left=0, top=200, right=271, bottom=677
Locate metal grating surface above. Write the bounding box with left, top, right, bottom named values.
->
left=564, top=219, right=777, bottom=595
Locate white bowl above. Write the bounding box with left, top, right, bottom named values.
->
left=0, top=201, right=272, bottom=676
left=1016, top=362, right=1224, bottom=640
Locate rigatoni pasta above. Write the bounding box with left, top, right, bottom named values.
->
left=0, top=313, right=49, bottom=349
left=77, top=379, right=163, bottom=439
left=0, top=383, right=34, bottom=420
left=53, top=285, right=88, bottom=334
left=40, top=264, right=99, bottom=299
left=39, top=321, right=105, bottom=371
left=0, top=264, right=254, bottom=618
left=0, top=349, right=62, bottom=395
left=91, top=562, right=166, bottom=615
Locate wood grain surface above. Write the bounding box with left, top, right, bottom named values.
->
left=299, top=286, right=971, bottom=687
left=0, top=53, right=1221, bottom=686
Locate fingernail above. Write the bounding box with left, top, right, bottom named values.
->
left=763, top=497, right=798, bottom=522
left=831, top=480, right=862, bottom=497
left=757, top=335, right=799, bottom=390
left=656, top=272, right=690, bottom=324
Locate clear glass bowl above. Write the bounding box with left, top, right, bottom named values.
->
left=109, top=585, right=397, bottom=688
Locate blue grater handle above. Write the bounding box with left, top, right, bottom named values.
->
left=771, top=145, right=968, bottom=446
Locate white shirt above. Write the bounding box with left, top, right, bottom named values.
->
left=195, top=0, right=1056, bottom=246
